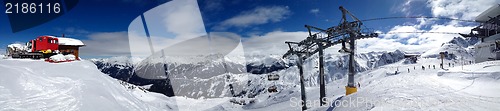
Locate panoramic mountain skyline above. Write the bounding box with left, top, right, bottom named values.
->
left=1, top=0, right=496, bottom=58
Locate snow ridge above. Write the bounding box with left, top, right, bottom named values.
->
left=0, top=59, right=171, bottom=110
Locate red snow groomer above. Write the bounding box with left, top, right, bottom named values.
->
left=6, top=35, right=84, bottom=61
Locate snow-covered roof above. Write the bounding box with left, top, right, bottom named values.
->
left=56, top=37, right=85, bottom=46
left=475, top=4, right=500, bottom=22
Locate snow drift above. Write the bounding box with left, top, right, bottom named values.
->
left=0, top=59, right=170, bottom=110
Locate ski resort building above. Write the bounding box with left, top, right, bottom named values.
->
left=57, top=37, right=85, bottom=60
left=471, top=4, right=500, bottom=63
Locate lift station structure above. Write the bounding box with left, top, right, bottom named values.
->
left=460, top=4, right=500, bottom=63
left=282, top=6, right=378, bottom=110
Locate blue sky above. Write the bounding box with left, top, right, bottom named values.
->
left=0, top=0, right=496, bottom=58
left=0, top=0, right=167, bottom=43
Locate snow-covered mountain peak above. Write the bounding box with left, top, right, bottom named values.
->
left=245, top=55, right=284, bottom=66
left=448, top=36, right=480, bottom=48
left=421, top=36, right=477, bottom=59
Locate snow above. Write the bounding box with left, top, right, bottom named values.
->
left=7, top=43, right=27, bottom=52
left=49, top=54, right=76, bottom=62
left=245, top=55, right=283, bottom=67
left=56, top=37, right=85, bottom=46
left=65, top=54, right=76, bottom=61
left=7, top=44, right=24, bottom=49
left=421, top=43, right=471, bottom=59
left=49, top=54, right=66, bottom=62
left=90, top=56, right=140, bottom=66
left=437, top=60, right=500, bottom=98
left=129, top=58, right=500, bottom=111
left=7, top=56, right=487, bottom=111
left=86, top=51, right=498, bottom=110
left=140, top=84, right=154, bottom=90
left=421, top=37, right=474, bottom=60
left=329, top=58, right=500, bottom=111
left=0, top=59, right=172, bottom=110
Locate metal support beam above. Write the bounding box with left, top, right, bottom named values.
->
left=282, top=5, right=378, bottom=107
left=297, top=57, right=307, bottom=110
left=347, top=34, right=356, bottom=87
left=318, top=42, right=326, bottom=105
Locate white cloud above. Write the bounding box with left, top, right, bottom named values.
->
left=237, top=29, right=450, bottom=56
left=238, top=19, right=472, bottom=55
left=310, top=8, right=320, bottom=15
left=128, top=0, right=207, bottom=57
left=356, top=21, right=474, bottom=53
left=407, top=37, right=419, bottom=44
left=385, top=25, right=423, bottom=39
left=159, top=2, right=206, bottom=37
left=236, top=0, right=492, bottom=55
left=242, top=31, right=308, bottom=55
left=399, top=0, right=414, bottom=15
left=235, top=29, right=431, bottom=55
left=357, top=0, right=490, bottom=53
left=393, top=0, right=428, bottom=16
left=427, top=0, right=499, bottom=20
left=64, top=27, right=90, bottom=35
left=53, top=27, right=91, bottom=37
left=216, top=6, right=291, bottom=30
left=202, top=0, right=223, bottom=11
left=80, top=32, right=132, bottom=57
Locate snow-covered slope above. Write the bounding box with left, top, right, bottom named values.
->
left=329, top=59, right=500, bottom=111
left=171, top=59, right=500, bottom=111
left=421, top=37, right=476, bottom=60
left=0, top=59, right=171, bottom=110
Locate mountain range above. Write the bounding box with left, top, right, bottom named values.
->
left=89, top=36, right=479, bottom=98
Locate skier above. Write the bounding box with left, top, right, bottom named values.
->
left=422, top=66, right=425, bottom=70
left=433, top=65, right=435, bottom=69
left=357, top=82, right=361, bottom=88
left=414, top=66, right=415, bottom=70
left=408, top=68, right=410, bottom=73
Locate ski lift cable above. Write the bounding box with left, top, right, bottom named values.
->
left=360, top=16, right=480, bottom=23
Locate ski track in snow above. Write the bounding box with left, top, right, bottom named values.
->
left=332, top=59, right=500, bottom=111
left=0, top=59, right=172, bottom=111
left=0, top=63, right=81, bottom=110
